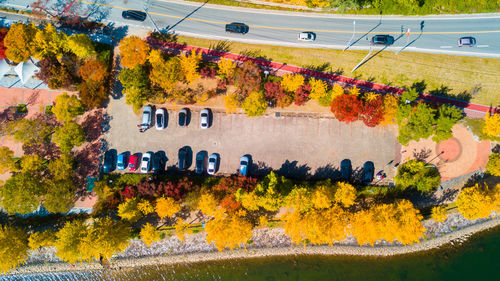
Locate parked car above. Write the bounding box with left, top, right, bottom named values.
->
left=371, top=35, right=394, bottom=45
left=178, top=148, right=187, bottom=170
left=362, top=161, right=375, bottom=185
left=239, top=155, right=249, bottom=176
left=117, top=153, right=128, bottom=170
left=207, top=153, right=218, bottom=175
left=178, top=108, right=188, bottom=127
left=458, top=36, right=476, bottom=47
left=122, top=10, right=147, bottom=21
left=155, top=108, right=166, bottom=130
left=195, top=151, right=207, bottom=175
left=200, top=108, right=210, bottom=129
left=102, top=150, right=115, bottom=173
left=128, top=154, right=140, bottom=171
left=225, top=22, right=249, bottom=34
left=298, top=31, right=316, bottom=42
left=152, top=152, right=164, bottom=173
left=141, top=105, right=153, bottom=130
left=340, top=159, right=352, bottom=181
left=140, top=152, right=152, bottom=173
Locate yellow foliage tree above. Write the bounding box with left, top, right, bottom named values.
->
left=311, top=185, right=334, bottom=209
left=258, top=216, right=269, bottom=228
left=81, top=217, right=131, bottom=261
left=284, top=187, right=312, bottom=214
left=334, top=182, right=357, bottom=208
left=239, top=191, right=260, bottom=211
left=281, top=73, right=304, bottom=93
left=224, top=93, right=239, bottom=113
left=364, top=92, right=380, bottom=102
left=483, top=113, right=500, bottom=138
left=179, top=50, right=202, bottom=83
left=148, top=50, right=181, bottom=92
left=197, top=193, right=219, bottom=216
left=205, top=212, right=253, bottom=251
left=242, top=91, right=268, bottom=117
left=456, top=184, right=494, bottom=220
left=330, top=84, right=345, bottom=100
left=140, top=223, right=161, bottom=247
left=156, top=197, right=181, bottom=220
left=303, top=205, right=350, bottom=245
left=309, top=78, right=331, bottom=106
left=486, top=153, right=500, bottom=176
left=217, top=58, right=236, bottom=78
left=491, top=184, right=500, bottom=212
left=0, top=225, right=29, bottom=274
left=117, top=198, right=142, bottom=222
left=138, top=199, right=155, bottom=215
left=33, top=23, right=67, bottom=60
left=28, top=230, right=56, bottom=250
left=281, top=210, right=306, bottom=245
left=431, top=206, right=447, bottom=222
left=175, top=218, right=192, bottom=242
left=118, top=36, right=150, bottom=69
left=348, top=87, right=361, bottom=96
left=54, top=220, right=88, bottom=263
left=4, top=23, right=38, bottom=63
left=380, top=94, right=399, bottom=125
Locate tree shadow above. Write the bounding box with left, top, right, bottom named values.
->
left=413, top=148, right=432, bottom=161
left=80, top=109, right=105, bottom=142
left=164, top=0, right=208, bottom=33
left=312, top=164, right=339, bottom=180
left=277, top=160, right=311, bottom=180
left=429, top=85, right=473, bottom=103
left=303, top=62, right=331, bottom=73
left=209, top=40, right=232, bottom=53
left=250, top=160, right=273, bottom=177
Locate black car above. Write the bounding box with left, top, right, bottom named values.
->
left=458, top=37, right=476, bottom=47
left=152, top=152, right=164, bottom=173
left=371, top=34, right=394, bottom=45
left=122, top=10, right=147, bottom=22
left=103, top=150, right=116, bottom=173
left=225, top=22, right=249, bottom=34
left=362, top=161, right=375, bottom=185
left=178, top=108, right=189, bottom=126
left=195, top=151, right=207, bottom=175
left=340, top=159, right=352, bottom=181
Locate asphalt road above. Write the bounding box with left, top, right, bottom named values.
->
left=2, top=0, right=500, bottom=57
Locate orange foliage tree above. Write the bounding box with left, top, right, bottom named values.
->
left=118, top=36, right=150, bottom=69
left=155, top=197, right=181, bottom=220
left=330, top=94, right=363, bottom=123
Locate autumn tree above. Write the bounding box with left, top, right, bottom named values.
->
left=4, top=23, right=38, bottom=63
left=284, top=187, right=312, bottom=214
left=117, top=198, right=142, bottom=222
left=294, top=84, right=311, bottom=106
left=53, top=93, right=84, bottom=122
left=4, top=118, right=54, bottom=146
left=80, top=59, right=108, bottom=83
left=47, top=153, right=75, bottom=180
left=486, top=153, right=500, bottom=176
left=380, top=94, right=399, bottom=125
left=53, top=121, right=85, bottom=153
left=361, top=94, right=384, bottom=127
left=242, top=91, right=268, bottom=117
left=33, top=23, right=67, bottom=60
left=175, top=218, right=192, bottom=242
left=81, top=217, right=131, bottom=260
left=118, top=36, right=150, bottom=69
left=28, top=230, right=56, bottom=250
left=237, top=171, right=291, bottom=212
left=224, top=93, right=239, bottom=113
left=330, top=84, right=344, bottom=100
left=432, top=105, right=463, bottom=142
left=263, top=81, right=284, bottom=105
left=330, top=94, right=362, bottom=123
left=456, top=184, right=494, bottom=220
left=155, top=196, right=181, bottom=220
left=217, top=58, right=236, bottom=78
left=205, top=209, right=253, bottom=251
left=309, top=78, right=331, bottom=106
left=44, top=179, right=75, bottom=213
left=0, top=146, right=17, bottom=173
left=119, top=65, right=151, bottom=112
left=179, top=50, right=202, bottom=83
left=395, top=160, right=441, bottom=193
left=67, top=33, right=96, bottom=58
left=397, top=102, right=437, bottom=145
left=233, top=61, right=262, bottom=101
left=0, top=225, right=29, bottom=274
left=303, top=205, right=350, bottom=245
left=197, top=193, right=219, bottom=216
left=334, top=182, right=356, bottom=207
left=311, top=185, right=334, bottom=209
left=281, top=210, right=306, bottom=245
left=137, top=199, right=155, bottom=215
left=281, top=73, right=304, bottom=93
left=140, top=223, right=160, bottom=246
left=54, top=220, right=89, bottom=263
left=0, top=172, right=44, bottom=215
left=431, top=206, right=447, bottom=222
left=0, top=27, right=8, bottom=59
left=483, top=113, right=500, bottom=139
left=148, top=50, right=181, bottom=92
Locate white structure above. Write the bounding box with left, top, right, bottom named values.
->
left=14, top=60, right=40, bottom=84
left=0, top=59, right=11, bottom=79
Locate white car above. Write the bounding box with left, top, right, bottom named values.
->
left=298, top=31, right=316, bottom=42
left=200, top=109, right=210, bottom=129
left=140, top=152, right=152, bottom=173
left=155, top=108, right=166, bottom=130
left=207, top=153, right=218, bottom=175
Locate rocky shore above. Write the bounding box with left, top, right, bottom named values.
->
left=6, top=212, right=500, bottom=276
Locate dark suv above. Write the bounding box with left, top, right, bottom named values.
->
left=225, top=22, right=249, bottom=34
left=122, top=10, right=147, bottom=22
left=371, top=34, right=394, bottom=45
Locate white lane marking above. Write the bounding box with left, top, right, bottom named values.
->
left=477, top=45, right=489, bottom=48
left=440, top=46, right=453, bottom=48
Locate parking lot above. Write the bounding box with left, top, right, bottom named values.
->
left=106, top=98, right=400, bottom=181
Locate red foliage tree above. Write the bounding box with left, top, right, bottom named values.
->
left=0, top=27, right=8, bottom=59
left=330, top=94, right=363, bottom=123
left=294, top=84, right=311, bottom=106
left=233, top=61, right=262, bottom=101
left=200, top=66, right=216, bottom=79
left=220, top=194, right=242, bottom=213
left=361, top=95, right=384, bottom=127
left=212, top=176, right=258, bottom=199
left=136, top=177, right=193, bottom=201
left=263, top=81, right=284, bottom=105
left=121, top=186, right=135, bottom=199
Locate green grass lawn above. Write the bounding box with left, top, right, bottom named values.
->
left=176, top=35, right=500, bottom=106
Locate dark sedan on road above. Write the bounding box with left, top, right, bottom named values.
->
left=458, top=37, right=476, bottom=47
left=122, top=10, right=147, bottom=22
left=225, top=22, right=249, bottom=34
left=371, top=35, right=394, bottom=46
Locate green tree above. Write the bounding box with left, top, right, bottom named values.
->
left=397, top=102, right=437, bottom=145
left=20, top=154, right=44, bottom=174
left=125, top=87, right=151, bottom=112
left=53, top=93, right=84, bottom=122
left=0, top=225, right=29, bottom=273
left=53, top=121, right=85, bottom=153
left=486, top=153, right=500, bottom=176
left=81, top=217, right=131, bottom=260
left=33, top=23, right=67, bottom=60
left=242, top=91, right=268, bottom=117
left=4, top=118, right=54, bottom=146
left=400, top=88, right=419, bottom=104
left=44, top=179, right=75, bottom=213
left=0, top=172, right=45, bottom=215
left=66, top=33, right=96, bottom=58
left=119, top=65, right=149, bottom=89
left=395, top=160, right=441, bottom=193
left=4, top=23, right=38, bottom=63
left=0, top=146, right=17, bottom=173
left=47, top=153, right=75, bottom=180
left=54, top=220, right=89, bottom=263
left=432, top=105, right=463, bottom=142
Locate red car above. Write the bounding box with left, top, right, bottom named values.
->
left=128, top=155, right=140, bottom=171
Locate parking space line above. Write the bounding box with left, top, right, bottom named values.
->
left=440, top=46, right=453, bottom=48
left=477, top=45, right=489, bottom=48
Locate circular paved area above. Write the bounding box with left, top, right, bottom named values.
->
left=436, top=137, right=462, bottom=162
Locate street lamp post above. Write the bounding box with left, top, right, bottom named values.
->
left=144, top=0, right=160, bottom=32
left=343, top=20, right=356, bottom=51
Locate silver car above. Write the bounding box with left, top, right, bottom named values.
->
left=141, top=106, right=153, bottom=130
left=200, top=109, right=210, bottom=129
left=207, top=153, right=218, bottom=175
left=458, top=37, right=476, bottom=47
left=155, top=108, right=166, bottom=130
left=140, top=152, right=152, bottom=173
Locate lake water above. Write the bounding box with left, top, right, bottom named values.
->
left=3, top=226, right=500, bottom=281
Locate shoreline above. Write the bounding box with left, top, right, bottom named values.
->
left=6, top=215, right=500, bottom=276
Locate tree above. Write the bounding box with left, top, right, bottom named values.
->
left=33, top=23, right=67, bottom=60
left=380, top=94, right=399, bottom=125
left=395, top=160, right=441, bottom=193
left=28, top=230, right=56, bottom=250
left=0, top=146, right=17, bottom=173
left=0, top=172, right=44, bottom=215
left=431, top=206, right=447, bottom=222
left=175, top=218, right=192, bottom=242
left=397, top=102, right=437, bottom=145
left=53, top=93, right=84, bottom=122
left=47, top=153, right=74, bottom=181
left=0, top=225, right=29, bottom=274
left=242, top=91, right=268, bottom=117
left=238, top=171, right=291, bottom=212
left=20, top=154, right=44, bottom=174
left=118, top=36, right=150, bottom=69
left=179, top=50, right=202, bottom=83
left=483, top=113, right=500, bottom=138
left=66, top=33, right=96, bottom=58
left=281, top=210, right=305, bottom=245
left=217, top=58, right=236, bottom=78
left=80, top=59, right=108, bottom=83
left=263, top=81, right=284, bottom=105
left=205, top=210, right=253, bottom=251
left=330, top=94, right=362, bottom=123
left=486, top=153, right=500, bottom=176
left=311, top=185, right=334, bottom=209
left=54, top=220, right=89, bottom=263
left=0, top=27, right=8, bottom=59
left=149, top=52, right=181, bottom=92
left=224, top=93, right=239, bottom=113
left=456, top=184, right=494, bottom=220
left=330, top=84, right=344, bottom=101
left=197, top=193, right=219, bottom=216
left=432, top=105, right=463, bottom=142
left=81, top=217, right=131, bottom=261
left=137, top=199, right=155, bottom=215
left=361, top=94, right=384, bottom=127
left=53, top=121, right=85, bottom=153
left=334, top=182, right=356, bottom=207
left=155, top=196, right=181, bottom=220
left=294, top=84, right=311, bottom=106
left=303, top=205, right=350, bottom=245
left=140, top=223, right=160, bottom=246
left=117, top=198, right=142, bottom=222
left=36, top=57, right=76, bottom=90
left=281, top=73, right=304, bottom=93
left=119, top=65, right=151, bottom=112
left=233, top=61, right=261, bottom=100
left=44, top=179, right=75, bottom=213
left=309, top=78, right=331, bottom=106
left=284, top=187, right=312, bottom=214
left=4, top=118, right=53, bottom=146
left=401, top=88, right=419, bottom=104
left=4, top=23, right=38, bottom=63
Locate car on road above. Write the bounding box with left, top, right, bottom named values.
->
left=103, top=150, right=115, bottom=173
left=362, top=161, right=375, bottom=185
left=155, top=108, right=166, bottom=130
left=340, top=159, right=352, bottom=181
left=140, top=152, right=152, bottom=173
left=371, top=35, right=394, bottom=46
left=122, top=10, right=147, bottom=22
left=239, top=155, right=249, bottom=176
left=195, top=151, right=207, bottom=175
left=178, top=108, right=188, bottom=127
left=128, top=154, right=140, bottom=171
left=225, top=22, right=249, bottom=34
left=152, top=152, right=164, bottom=173
left=200, top=109, right=210, bottom=129
left=178, top=148, right=188, bottom=170
left=117, top=153, right=128, bottom=170
left=207, top=153, right=218, bottom=175
left=141, top=105, right=153, bottom=130
left=298, top=31, right=316, bottom=42
left=458, top=37, right=476, bottom=47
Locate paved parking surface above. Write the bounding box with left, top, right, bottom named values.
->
left=106, top=97, right=400, bottom=181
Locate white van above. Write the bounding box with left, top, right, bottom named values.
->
left=141, top=105, right=153, bottom=130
